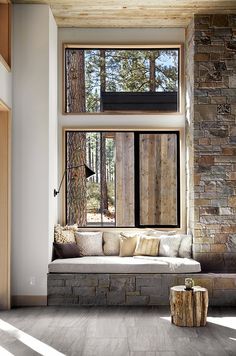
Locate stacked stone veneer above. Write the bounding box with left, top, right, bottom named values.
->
left=48, top=273, right=236, bottom=306
left=188, top=14, right=236, bottom=272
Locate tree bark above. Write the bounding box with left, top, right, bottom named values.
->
left=170, top=286, right=208, bottom=327
left=149, top=51, right=156, bottom=92
left=100, top=132, right=108, bottom=214
left=66, top=132, right=87, bottom=226
left=66, top=49, right=86, bottom=113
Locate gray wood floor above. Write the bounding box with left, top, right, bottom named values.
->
left=0, top=306, right=236, bottom=356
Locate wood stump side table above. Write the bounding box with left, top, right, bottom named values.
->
left=170, top=285, right=208, bottom=327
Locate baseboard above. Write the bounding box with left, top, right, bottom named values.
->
left=11, top=295, right=47, bottom=307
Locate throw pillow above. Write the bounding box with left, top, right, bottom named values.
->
left=54, top=224, right=77, bottom=244
left=158, top=234, right=182, bottom=257
left=134, top=236, right=160, bottom=256
left=119, top=232, right=142, bottom=257
left=147, top=229, right=176, bottom=236
left=178, top=234, right=192, bottom=258
left=53, top=242, right=81, bottom=259
left=103, top=231, right=120, bottom=256
left=75, top=231, right=104, bottom=256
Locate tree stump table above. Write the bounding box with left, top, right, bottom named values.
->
left=170, top=285, right=208, bottom=327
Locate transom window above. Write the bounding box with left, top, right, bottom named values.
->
left=65, top=130, right=180, bottom=228
left=64, top=46, right=180, bottom=113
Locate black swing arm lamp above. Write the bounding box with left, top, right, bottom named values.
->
left=54, top=164, right=95, bottom=197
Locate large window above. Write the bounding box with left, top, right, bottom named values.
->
left=65, top=130, right=180, bottom=228
left=64, top=46, right=180, bottom=113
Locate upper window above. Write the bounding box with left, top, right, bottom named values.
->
left=64, top=46, right=180, bottom=113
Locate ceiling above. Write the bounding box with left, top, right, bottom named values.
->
left=13, top=0, right=236, bottom=28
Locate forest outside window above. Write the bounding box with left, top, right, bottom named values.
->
left=64, top=46, right=180, bottom=113
left=65, top=131, right=180, bottom=228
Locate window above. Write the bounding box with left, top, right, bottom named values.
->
left=65, top=130, right=180, bottom=228
left=64, top=46, right=180, bottom=113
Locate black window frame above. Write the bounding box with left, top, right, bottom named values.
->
left=65, top=130, right=180, bottom=228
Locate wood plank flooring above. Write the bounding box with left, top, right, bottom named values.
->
left=0, top=306, right=236, bottom=356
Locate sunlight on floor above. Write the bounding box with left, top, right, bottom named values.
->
left=0, top=346, right=15, bottom=356
left=0, top=319, right=66, bottom=356
left=161, top=315, right=236, bottom=331
left=160, top=316, right=171, bottom=322
left=207, top=317, right=236, bottom=330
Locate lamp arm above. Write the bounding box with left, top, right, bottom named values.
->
left=54, top=170, right=66, bottom=197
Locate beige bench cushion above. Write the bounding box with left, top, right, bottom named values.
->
left=48, top=256, right=201, bottom=274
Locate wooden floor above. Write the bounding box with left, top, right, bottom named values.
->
left=0, top=306, right=236, bottom=356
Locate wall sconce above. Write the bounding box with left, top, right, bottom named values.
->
left=54, top=164, right=95, bottom=197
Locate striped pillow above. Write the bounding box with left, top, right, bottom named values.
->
left=134, top=236, right=160, bottom=256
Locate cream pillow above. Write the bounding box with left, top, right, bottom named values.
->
left=54, top=224, right=77, bottom=244
left=158, top=234, right=182, bottom=257
left=103, top=232, right=120, bottom=256
left=178, top=234, right=192, bottom=258
left=147, top=230, right=176, bottom=236
left=134, top=236, right=160, bottom=256
left=75, top=231, right=103, bottom=256
left=119, top=232, right=141, bottom=257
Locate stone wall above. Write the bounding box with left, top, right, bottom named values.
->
left=189, top=14, right=236, bottom=272
left=48, top=273, right=236, bottom=306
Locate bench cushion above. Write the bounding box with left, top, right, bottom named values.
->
left=48, top=256, right=201, bottom=274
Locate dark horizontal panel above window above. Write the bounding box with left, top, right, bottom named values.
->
left=101, top=92, right=177, bottom=111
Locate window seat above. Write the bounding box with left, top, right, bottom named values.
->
left=48, top=256, right=201, bottom=274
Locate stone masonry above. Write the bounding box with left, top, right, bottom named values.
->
left=187, top=14, right=236, bottom=272
left=48, top=273, right=236, bottom=306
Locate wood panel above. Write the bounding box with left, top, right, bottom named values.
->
left=12, top=0, right=236, bottom=28
left=0, top=4, right=11, bottom=69
left=115, top=132, right=134, bottom=227
left=0, top=109, right=11, bottom=310
left=140, top=133, right=177, bottom=226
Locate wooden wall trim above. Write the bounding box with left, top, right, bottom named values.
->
left=0, top=108, right=11, bottom=310
left=11, top=296, right=47, bottom=307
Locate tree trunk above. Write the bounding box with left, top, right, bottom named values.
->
left=170, top=286, right=208, bottom=327
left=95, top=135, right=99, bottom=184
left=66, top=49, right=86, bottom=113
left=100, top=133, right=108, bottom=214
left=67, top=132, right=87, bottom=226
left=149, top=51, right=156, bottom=92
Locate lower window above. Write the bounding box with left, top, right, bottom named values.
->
left=65, top=130, right=180, bottom=228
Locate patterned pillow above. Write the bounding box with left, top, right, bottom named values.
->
left=75, top=231, right=104, bottom=256
left=54, top=224, right=77, bottom=244
left=134, top=236, right=160, bottom=256
left=103, top=232, right=120, bottom=255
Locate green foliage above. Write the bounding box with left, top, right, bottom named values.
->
left=81, top=48, right=178, bottom=112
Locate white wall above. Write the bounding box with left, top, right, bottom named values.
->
left=0, top=62, right=12, bottom=108
left=12, top=5, right=57, bottom=296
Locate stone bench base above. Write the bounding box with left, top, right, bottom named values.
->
left=47, top=273, right=236, bottom=306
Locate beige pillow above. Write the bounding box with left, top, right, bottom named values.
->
left=134, top=236, right=160, bottom=256
left=103, top=232, right=120, bottom=256
left=54, top=224, right=77, bottom=244
left=119, top=233, right=140, bottom=257
left=75, top=231, right=103, bottom=256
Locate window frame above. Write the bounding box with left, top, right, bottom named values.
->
left=62, top=44, right=184, bottom=115
left=63, top=129, right=181, bottom=229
